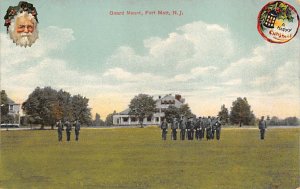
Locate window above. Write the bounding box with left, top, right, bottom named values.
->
left=131, top=117, right=137, bottom=122
left=147, top=116, right=152, bottom=122
left=123, top=117, right=128, bottom=122
left=9, top=105, right=13, bottom=111
left=156, top=117, right=159, bottom=122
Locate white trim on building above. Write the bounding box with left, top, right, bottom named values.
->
left=113, top=94, right=185, bottom=126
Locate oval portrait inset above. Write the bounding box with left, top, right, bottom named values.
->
left=257, top=1, right=299, bottom=43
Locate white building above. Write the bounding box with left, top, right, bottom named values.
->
left=113, top=94, right=185, bottom=126
left=7, top=98, right=21, bottom=116
left=1, top=98, right=21, bottom=124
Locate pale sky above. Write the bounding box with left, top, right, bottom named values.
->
left=1, top=0, right=299, bottom=119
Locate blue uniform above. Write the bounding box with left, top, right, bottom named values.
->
left=179, top=119, right=186, bottom=140
left=160, top=120, right=168, bottom=140
left=74, top=121, right=81, bottom=141
left=258, top=118, right=267, bottom=140
left=56, top=121, right=63, bottom=142
left=65, top=121, right=72, bottom=141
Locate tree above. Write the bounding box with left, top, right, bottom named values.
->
left=229, top=97, right=255, bottom=126
left=105, top=111, right=116, bottom=126
left=71, top=94, right=92, bottom=125
left=93, top=113, right=105, bottom=126
left=1, top=90, right=9, bottom=123
left=284, top=117, right=299, bottom=126
left=164, top=105, right=180, bottom=122
left=178, top=104, right=194, bottom=118
left=218, top=104, right=229, bottom=125
left=22, top=87, right=58, bottom=129
left=129, top=94, right=156, bottom=128
left=22, top=86, right=92, bottom=129
left=269, top=116, right=280, bottom=126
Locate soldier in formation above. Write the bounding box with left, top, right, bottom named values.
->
left=65, top=120, right=72, bottom=142
left=56, top=120, right=63, bottom=142
left=206, top=116, right=213, bottom=140
left=186, top=118, right=192, bottom=140
left=160, top=115, right=223, bottom=141
left=170, top=118, right=178, bottom=140
left=200, top=117, right=205, bottom=139
left=74, top=120, right=81, bottom=141
left=179, top=117, right=186, bottom=140
left=160, top=118, right=168, bottom=140
left=195, top=117, right=201, bottom=140
left=190, top=118, right=195, bottom=140
left=56, top=119, right=83, bottom=142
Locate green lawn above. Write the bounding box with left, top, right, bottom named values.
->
left=0, top=127, right=299, bottom=189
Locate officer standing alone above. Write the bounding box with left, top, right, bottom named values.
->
left=258, top=116, right=267, bottom=140
left=215, top=117, right=222, bottom=140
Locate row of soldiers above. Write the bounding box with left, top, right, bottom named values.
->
left=160, top=116, right=222, bottom=141
left=56, top=120, right=81, bottom=142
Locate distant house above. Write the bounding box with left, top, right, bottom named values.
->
left=7, top=98, right=20, bottom=115
left=7, top=98, right=21, bottom=124
left=113, top=94, right=185, bottom=126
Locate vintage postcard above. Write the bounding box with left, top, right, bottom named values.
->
left=0, top=0, right=299, bottom=188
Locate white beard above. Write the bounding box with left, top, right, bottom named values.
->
left=9, top=31, right=38, bottom=47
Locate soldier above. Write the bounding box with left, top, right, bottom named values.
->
left=186, top=118, right=191, bottom=140
left=206, top=116, right=212, bottom=140
left=258, top=116, right=267, bottom=140
left=195, top=117, right=201, bottom=140
left=215, top=117, right=222, bottom=140
left=160, top=118, right=168, bottom=140
left=201, top=117, right=206, bottom=139
left=171, top=118, right=178, bottom=140
left=65, top=120, right=72, bottom=142
left=190, top=118, right=195, bottom=140
left=211, top=117, right=217, bottom=140
left=200, top=117, right=205, bottom=139
left=179, top=117, right=186, bottom=140
left=56, top=120, right=63, bottom=142
left=74, top=120, right=81, bottom=141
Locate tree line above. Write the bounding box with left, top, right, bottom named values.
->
left=22, top=87, right=92, bottom=129
left=2, top=88, right=299, bottom=127
left=267, top=116, right=299, bottom=126
left=102, top=94, right=299, bottom=127
left=218, top=97, right=256, bottom=126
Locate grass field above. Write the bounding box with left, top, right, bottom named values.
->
left=0, top=127, right=299, bottom=189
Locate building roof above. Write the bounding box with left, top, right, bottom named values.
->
left=7, top=97, right=15, bottom=104
left=156, top=94, right=185, bottom=104
left=117, top=94, right=186, bottom=115
left=119, top=108, right=131, bottom=115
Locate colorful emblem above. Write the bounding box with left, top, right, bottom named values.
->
left=257, top=1, right=299, bottom=43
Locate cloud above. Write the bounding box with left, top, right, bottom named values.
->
left=106, top=21, right=234, bottom=75
left=1, top=21, right=299, bottom=117
left=173, top=66, right=218, bottom=82
left=221, top=39, right=300, bottom=97
left=1, top=26, right=77, bottom=96
left=0, top=26, right=74, bottom=67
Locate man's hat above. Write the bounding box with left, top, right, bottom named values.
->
left=4, top=1, right=38, bottom=32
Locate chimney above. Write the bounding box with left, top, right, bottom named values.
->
left=175, top=94, right=181, bottom=101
